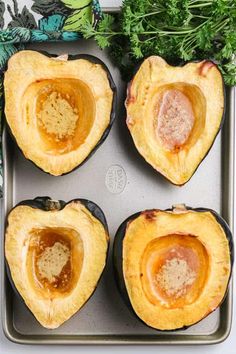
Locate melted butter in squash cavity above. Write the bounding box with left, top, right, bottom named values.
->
left=141, top=234, right=209, bottom=309
left=24, top=78, right=96, bottom=155
left=27, top=227, right=84, bottom=297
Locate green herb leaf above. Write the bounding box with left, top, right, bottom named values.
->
left=60, top=0, right=91, bottom=10
left=63, top=6, right=91, bottom=31
left=80, top=0, right=236, bottom=85
left=97, top=14, right=115, bottom=32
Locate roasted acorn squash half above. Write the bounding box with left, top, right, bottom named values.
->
left=126, top=56, right=225, bottom=185
left=5, top=197, right=109, bottom=329
left=4, top=50, right=116, bottom=176
left=113, top=205, right=233, bottom=331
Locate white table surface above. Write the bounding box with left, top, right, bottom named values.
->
left=1, top=0, right=235, bottom=352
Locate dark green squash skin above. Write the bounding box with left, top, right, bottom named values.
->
left=126, top=59, right=226, bottom=186
left=113, top=206, right=234, bottom=331
left=14, top=196, right=109, bottom=232
left=5, top=197, right=109, bottom=325
left=4, top=52, right=117, bottom=176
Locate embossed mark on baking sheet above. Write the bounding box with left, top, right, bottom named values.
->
left=105, top=165, right=127, bottom=194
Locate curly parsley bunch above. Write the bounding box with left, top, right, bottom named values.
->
left=82, top=0, right=236, bottom=85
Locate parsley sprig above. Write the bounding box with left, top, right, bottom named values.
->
left=82, top=0, right=236, bottom=85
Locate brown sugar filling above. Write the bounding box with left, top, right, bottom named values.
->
left=27, top=227, right=83, bottom=298
left=156, top=257, right=196, bottom=298
left=140, top=234, right=209, bottom=308
left=156, top=89, right=195, bottom=151
left=23, top=78, right=95, bottom=155
left=38, top=91, right=79, bottom=140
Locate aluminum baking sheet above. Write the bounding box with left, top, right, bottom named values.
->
left=1, top=39, right=235, bottom=345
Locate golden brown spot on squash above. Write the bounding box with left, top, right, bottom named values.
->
left=142, top=210, right=156, bottom=221
left=126, top=115, right=134, bottom=126
left=223, top=266, right=229, bottom=275
left=126, top=81, right=135, bottom=106
left=198, top=61, right=215, bottom=77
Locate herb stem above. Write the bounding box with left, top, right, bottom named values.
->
left=135, top=10, right=165, bottom=20
left=189, top=2, right=212, bottom=8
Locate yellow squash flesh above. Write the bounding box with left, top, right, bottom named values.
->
left=5, top=201, right=109, bottom=329
left=122, top=207, right=231, bottom=330
left=4, top=51, right=114, bottom=175
left=126, top=56, right=225, bottom=185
